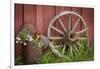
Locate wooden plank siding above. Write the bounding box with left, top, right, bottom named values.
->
left=15, top=4, right=23, bottom=58
left=72, top=7, right=82, bottom=31
left=82, top=8, right=94, bottom=46
left=43, top=5, right=56, bottom=36
left=55, top=6, right=71, bottom=36
left=36, top=5, right=44, bottom=34
left=14, top=4, right=94, bottom=63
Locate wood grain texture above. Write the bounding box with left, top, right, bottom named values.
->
left=24, top=4, right=36, bottom=26
left=82, top=8, right=94, bottom=46
left=72, top=7, right=81, bottom=32
left=55, top=6, right=71, bottom=36
left=15, top=4, right=23, bottom=57
left=23, top=4, right=37, bottom=64
left=43, top=5, right=56, bottom=36
left=36, top=5, right=44, bottom=34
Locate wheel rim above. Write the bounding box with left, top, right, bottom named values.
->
left=47, top=11, right=89, bottom=57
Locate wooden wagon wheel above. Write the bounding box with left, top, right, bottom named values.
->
left=47, top=11, right=89, bottom=58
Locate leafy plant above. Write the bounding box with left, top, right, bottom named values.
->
left=16, top=30, right=44, bottom=47
left=38, top=39, right=94, bottom=64
left=19, top=30, right=28, bottom=42
left=32, top=37, right=44, bottom=48
left=15, top=57, right=24, bottom=65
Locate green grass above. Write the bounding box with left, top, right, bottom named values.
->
left=38, top=40, right=94, bottom=64
left=38, top=47, right=94, bottom=64
left=15, top=40, right=94, bottom=64
left=15, top=57, right=24, bottom=65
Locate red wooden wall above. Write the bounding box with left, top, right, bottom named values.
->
left=14, top=4, right=94, bottom=59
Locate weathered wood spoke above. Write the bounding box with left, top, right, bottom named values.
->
left=76, top=28, right=88, bottom=34
left=68, top=14, right=72, bottom=31
left=58, top=18, right=67, bottom=32
left=69, top=45, right=73, bottom=56
left=76, top=41, right=84, bottom=48
left=49, top=42, right=63, bottom=57
left=54, top=45, right=63, bottom=48
left=78, top=37, right=87, bottom=40
left=73, top=44, right=79, bottom=53
left=51, top=26, right=64, bottom=35
left=62, top=45, right=66, bottom=54
left=48, top=37, right=63, bottom=40
left=72, top=18, right=80, bottom=32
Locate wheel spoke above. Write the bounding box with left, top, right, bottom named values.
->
left=76, top=42, right=84, bottom=49
left=69, top=45, right=73, bottom=56
left=76, top=28, right=88, bottom=34
left=58, top=18, right=67, bottom=32
left=48, top=37, right=63, bottom=40
left=54, top=45, right=63, bottom=48
left=78, top=37, right=87, bottom=40
left=72, top=18, right=80, bottom=32
left=62, top=45, right=66, bottom=54
left=73, top=44, right=79, bottom=53
left=49, top=42, right=63, bottom=57
left=51, top=26, right=64, bottom=35
left=68, top=14, right=72, bottom=31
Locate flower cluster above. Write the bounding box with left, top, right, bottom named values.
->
left=16, top=31, right=44, bottom=48
left=16, top=34, right=33, bottom=46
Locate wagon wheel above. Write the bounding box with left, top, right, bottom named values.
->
left=47, top=11, right=89, bottom=58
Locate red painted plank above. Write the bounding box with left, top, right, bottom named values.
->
left=23, top=4, right=37, bottom=64
left=55, top=6, right=71, bottom=36
left=15, top=4, right=23, bottom=35
left=24, top=4, right=36, bottom=26
left=72, top=7, right=82, bottom=32
left=55, top=6, right=65, bottom=34
left=64, top=7, right=72, bottom=31
left=36, top=5, right=43, bottom=34
left=82, top=8, right=94, bottom=46
left=15, top=4, right=23, bottom=57
left=56, top=6, right=67, bottom=15
left=43, top=5, right=56, bottom=36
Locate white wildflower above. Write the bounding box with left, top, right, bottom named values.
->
left=27, top=34, right=30, bottom=37
left=26, top=38, right=29, bottom=40
left=16, top=40, right=19, bottom=43
left=29, top=38, right=33, bottom=42
left=20, top=41, right=22, bottom=43
left=29, top=36, right=33, bottom=41
left=16, top=37, right=21, bottom=41
left=24, top=42, right=27, bottom=46
left=29, top=36, right=32, bottom=39
left=37, top=35, right=40, bottom=38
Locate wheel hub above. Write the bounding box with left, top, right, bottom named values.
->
left=68, top=32, right=78, bottom=42
left=63, top=32, right=78, bottom=42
